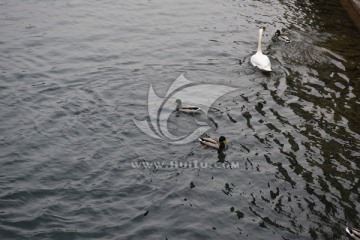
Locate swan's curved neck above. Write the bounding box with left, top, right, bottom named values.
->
left=257, top=28, right=264, bottom=53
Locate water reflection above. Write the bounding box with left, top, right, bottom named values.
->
left=0, top=0, right=359, bottom=239
left=260, top=0, right=360, bottom=238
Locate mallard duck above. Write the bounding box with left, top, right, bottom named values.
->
left=199, top=136, right=227, bottom=150
left=272, top=30, right=291, bottom=43
left=176, top=99, right=200, bottom=113
left=250, top=27, right=272, bottom=72
left=346, top=227, right=360, bottom=240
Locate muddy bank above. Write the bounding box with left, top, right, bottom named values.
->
left=340, top=0, right=360, bottom=29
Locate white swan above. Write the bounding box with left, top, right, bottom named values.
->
left=250, top=27, right=272, bottom=72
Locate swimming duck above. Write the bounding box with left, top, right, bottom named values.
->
left=199, top=136, right=227, bottom=150
left=176, top=99, right=200, bottom=113
left=272, top=30, right=291, bottom=43
left=250, top=27, right=272, bottom=72
left=346, top=227, right=360, bottom=240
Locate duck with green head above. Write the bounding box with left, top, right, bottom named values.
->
left=199, top=136, right=227, bottom=150
left=272, top=30, right=291, bottom=43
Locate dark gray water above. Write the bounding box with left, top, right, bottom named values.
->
left=1, top=0, right=360, bottom=239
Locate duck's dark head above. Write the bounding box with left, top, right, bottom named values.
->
left=175, top=99, right=182, bottom=105
left=275, top=30, right=281, bottom=36
left=219, top=136, right=226, bottom=142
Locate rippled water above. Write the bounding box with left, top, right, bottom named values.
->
left=1, top=0, right=360, bottom=239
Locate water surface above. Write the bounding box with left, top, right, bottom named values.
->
left=0, top=0, right=360, bottom=239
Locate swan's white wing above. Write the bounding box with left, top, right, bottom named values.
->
left=251, top=52, right=272, bottom=71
